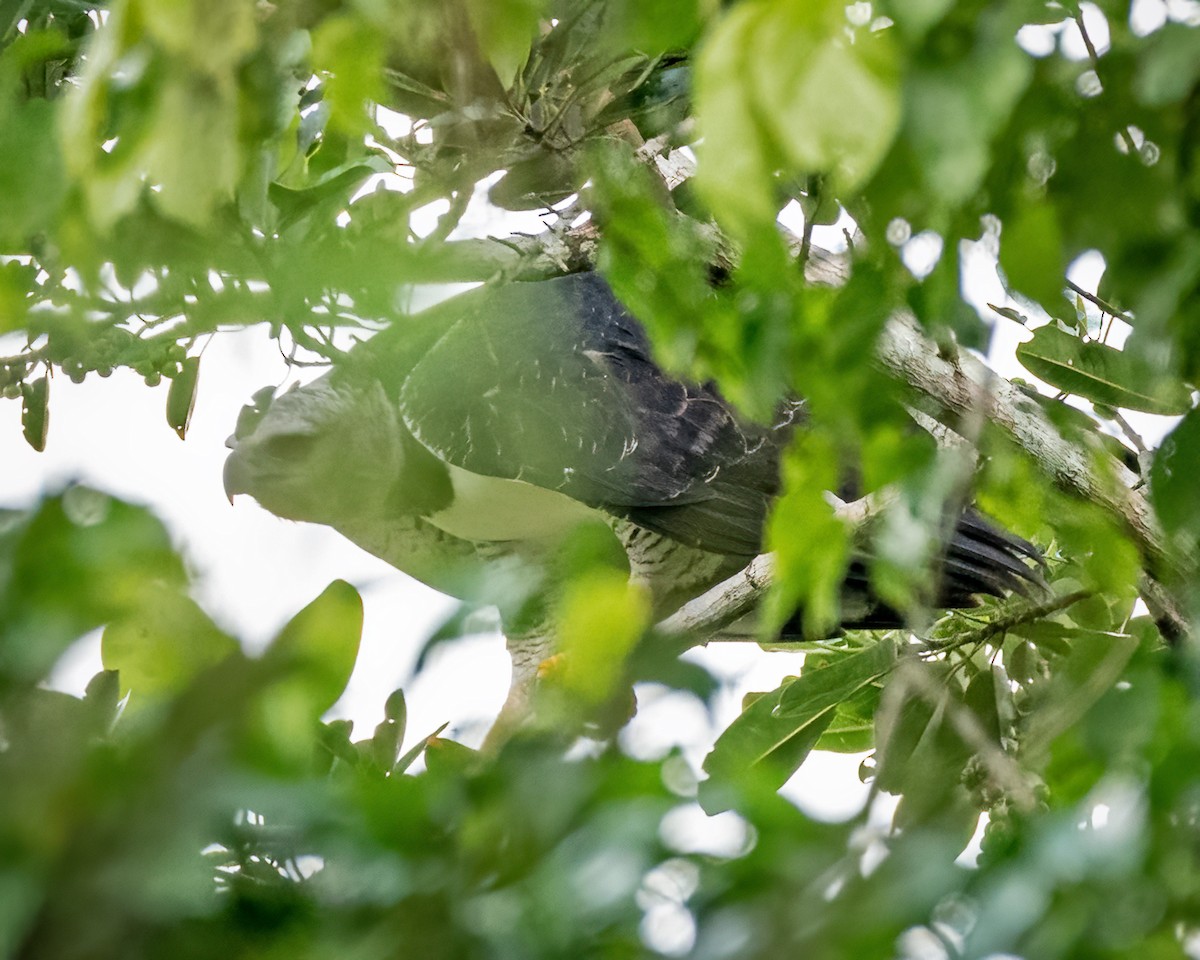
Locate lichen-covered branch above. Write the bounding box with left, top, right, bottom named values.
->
left=877, top=312, right=1167, bottom=570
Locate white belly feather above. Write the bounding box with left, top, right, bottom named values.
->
left=426, top=461, right=601, bottom=541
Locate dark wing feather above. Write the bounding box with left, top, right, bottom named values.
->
left=828, top=509, right=1046, bottom=632
left=395, top=273, right=792, bottom=556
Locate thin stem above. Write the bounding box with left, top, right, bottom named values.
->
left=1073, top=9, right=1101, bottom=67
left=1110, top=410, right=1148, bottom=454
left=1066, top=278, right=1133, bottom=324
left=924, top=589, right=1093, bottom=654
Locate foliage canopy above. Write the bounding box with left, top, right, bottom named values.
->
left=3, top=0, right=1200, bottom=957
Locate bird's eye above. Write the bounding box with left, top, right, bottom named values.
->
left=261, top=433, right=316, bottom=461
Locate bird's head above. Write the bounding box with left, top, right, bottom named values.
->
left=223, top=372, right=411, bottom=526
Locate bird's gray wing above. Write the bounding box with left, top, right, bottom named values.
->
left=392, top=273, right=795, bottom=557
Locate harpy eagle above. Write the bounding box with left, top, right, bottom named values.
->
left=223, top=272, right=1041, bottom=739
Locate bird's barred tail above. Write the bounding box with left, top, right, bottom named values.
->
left=790, top=508, right=1045, bottom=634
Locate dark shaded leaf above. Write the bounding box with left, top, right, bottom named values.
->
left=702, top=639, right=895, bottom=812
left=20, top=373, right=48, bottom=452
left=1150, top=406, right=1200, bottom=543
left=999, top=201, right=1064, bottom=308
left=1016, top=324, right=1193, bottom=414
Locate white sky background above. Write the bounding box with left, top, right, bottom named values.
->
left=5, top=0, right=1191, bottom=836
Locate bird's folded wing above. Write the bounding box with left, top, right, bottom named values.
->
left=394, top=273, right=792, bottom=556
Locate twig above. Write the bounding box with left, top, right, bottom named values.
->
left=1072, top=8, right=1101, bottom=69
left=657, top=493, right=895, bottom=641
left=1109, top=409, right=1147, bottom=454
left=1066, top=278, right=1133, bottom=324
left=924, top=589, right=1093, bottom=653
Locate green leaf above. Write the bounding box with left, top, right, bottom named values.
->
left=700, top=679, right=833, bottom=814
left=20, top=374, right=48, bottom=452
left=1008, top=619, right=1075, bottom=657
left=101, top=584, right=238, bottom=708
left=0, top=98, right=65, bottom=245
left=139, top=0, right=256, bottom=69
left=269, top=157, right=390, bottom=230
left=311, top=15, right=386, bottom=138
left=601, top=0, right=703, bottom=54
left=693, top=4, right=778, bottom=236
left=424, top=736, right=480, bottom=777
left=749, top=4, right=900, bottom=193
left=556, top=569, right=651, bottom=705
left=0, top=0, right=35, bottom=38
left=701, top=639, right=896, bottom=812
left=59, top=0, right=254, bottom=229
left=465, top=0, right=545, bottom=84
left=317, top=718, right=358, bottom=772
left=1150, top=407, right=1200, bottom=543
left=370, top=718, right=403, bottom=772
left=695, top=0, right=899, bottom=234
left=489, top=148, right=584, bottom=211
left=394, top=722, right=449, bottom=775
left=1022, top=627, right=1140, bottom=765
left=963, top=667, right=1004, bottom=746
left=1135, top=24, right=1200, bottom=107
left=165, top=356, right=199, bottom=440
left=243, top=581, right=363, bottom=774
left=815, top=679, right=880, bottom=753
left=1006, top=639, right=1038, bottom=685
left=887, top=0, right=956, bottom=40
left=82, top=669, right=121, bottom=731
left=261, top=579, right=364, bottom=719
left=776, top=637, right=897, bottom=718
left=999, top=202, right=1065, bottom=308
left=0, top=488, right=184, bottom=688
left=902, top=36, right=1032, bottom=207
left=384, top=687, right=407, bottom=733
left=873, top=666, right=941, bottom=794
left=762, top=434, right=850, bottom=638
left=1016, top=324, right=1193, bottom=415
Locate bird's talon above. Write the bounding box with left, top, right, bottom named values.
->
left=537, top=653, right=566, bottom=681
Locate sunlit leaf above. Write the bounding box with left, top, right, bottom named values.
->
left=101, top=584, right=238, bottom=708
left=696, top=0, right=899, bottom=234
left=0, top=489, right=184, bottom=687
left=311, top=15, right=387, bottom=137
left=762, top=434, right=850, bottom=638
left=0, top=97, right=65, bottom=245
left=556, top=569, right=651, bottom=705
left=261, top=579, right=364, bottom=719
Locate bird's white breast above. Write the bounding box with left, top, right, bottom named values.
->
left=425, top=462, right=601, bottom=541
